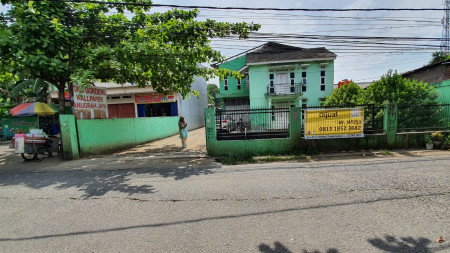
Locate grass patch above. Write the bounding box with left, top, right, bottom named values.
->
left=261, top=155, right=298, bottom=162
left=379, top=149, right=392, bottom=156
left=258, top=155, right=311, bottom=163
left=219, top=153, right=256, bottom=165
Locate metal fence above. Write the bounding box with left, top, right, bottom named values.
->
left=215, top=107, right=290, bottom=140
left=303, top=104, right=384, bottom=134
left=398, top=103, right=450, bottom=132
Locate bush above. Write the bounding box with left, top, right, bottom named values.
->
left=431, top=131, right=444, bottom=141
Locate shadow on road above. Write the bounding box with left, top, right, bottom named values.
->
left=259, top=241, right=292, bottom=253
left=0, top=160, right=218, bottom=198
left=368, top=235, right=449, bottom=253
left=259, top=241, right=339, bottom=253
left=0, top=141, right=219, bottom=198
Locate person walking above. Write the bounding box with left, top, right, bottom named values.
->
left=178, top=116, right=188, bottom=148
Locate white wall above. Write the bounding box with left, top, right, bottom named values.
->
left=179, top=75, right=208, bottom=130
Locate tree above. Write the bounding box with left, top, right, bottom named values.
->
left=365, top=70, right=441, bottom=130
left=323, top=81, right=365, bottom=106
left=429, top=51, right=450, bottom=65
left=0, top=1, right=260, bottom=112
left=207, top=83, right=219, bottom=106
left=364, top=70, right=439, bottom=106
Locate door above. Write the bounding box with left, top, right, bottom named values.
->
left=275, top=73, right=289, bottom=94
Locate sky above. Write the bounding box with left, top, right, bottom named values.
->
left=1, top=0, right=446, bottom=85
left=150, top=0, right=445, bottom=85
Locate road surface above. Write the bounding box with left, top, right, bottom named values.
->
left=0, top=151, right=449, bottom=252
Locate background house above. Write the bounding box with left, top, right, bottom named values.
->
left=48, top=76, right=208, bottom=131
left=402, top=59, right=450, bottom=102
left=214, top=42, right=337, bottom=111
left=96, top=75, right=207, bottom=130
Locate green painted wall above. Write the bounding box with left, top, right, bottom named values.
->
left=218, top=55, right=249, bottom=98
left=76, top=116, right=180, bottom=156
left=434, top=80, right=450, bottom=103
left=249, top=65, right=271, bottom=107
left=247, top=61, right=334, bottom=108
left=302, top=62, right=334, bottom=106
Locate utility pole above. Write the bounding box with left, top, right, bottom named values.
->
left=441, top=0, right=450, bottom=52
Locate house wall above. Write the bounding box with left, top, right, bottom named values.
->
left=218, top=55, right=248, bottom=96
left=179, top=75, right=208, bottom=130
left=403, top=64, right=446, bottom=84
left=303, top=62, right=335, bottom=106
left=76, top=116, right=180, bottom=156
left=98, top=77, right=207, bottom=129
left=247, top=61, right=335, bottom=108
left=248, top=65, right=271, bottom=108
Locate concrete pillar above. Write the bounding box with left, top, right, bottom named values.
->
left=205, top=108, right=217, bottom=155
left=290, top=107, right=303, bottom=145
left=59, top=114, right=79, bottom=160
left=383, top=103, right=398, bottom=146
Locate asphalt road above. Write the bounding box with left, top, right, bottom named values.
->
left=0, top=153, right=449, bottom=253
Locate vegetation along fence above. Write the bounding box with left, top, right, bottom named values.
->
left=303, top=104, right=384, bottom=134
left=215, top=107, right=290, bottom=140
left=397, top=103, right=450, bottom=132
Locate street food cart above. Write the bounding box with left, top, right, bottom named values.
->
left=13, top=129, right=59, bottom=160
left=9, top=102, right=60, bottom=160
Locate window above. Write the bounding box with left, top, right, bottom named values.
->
left=320, top=68, right=326, bottom=91
left=302, top=68, right=307, bottom=92
left=237, top=79, right=241, bottom=90
left=290, top=72, right=295, bottom=93
left=224, top=78, right=228, bottom=91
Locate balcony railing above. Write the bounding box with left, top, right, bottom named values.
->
left=267, top=83, right=302, bottom=96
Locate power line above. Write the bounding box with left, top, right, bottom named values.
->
left=60, top=1, right=447, bottom=12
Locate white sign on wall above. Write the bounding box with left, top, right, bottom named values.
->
left=73, top=84, right=108, bottom=119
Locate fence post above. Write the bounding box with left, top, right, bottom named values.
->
left=383, top=102, right=398, bottom=146
left=59, top=114, right=80, bottom=160
left=290, top=107, right=302, bottom=147
left=205, top=107, right=217, bottom=155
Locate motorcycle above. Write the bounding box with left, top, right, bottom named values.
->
left=238, top=118, right=245, bottom=132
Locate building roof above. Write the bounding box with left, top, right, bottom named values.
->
left=211, top=42, right=336, bottom=68
left=246, top=42, right=337, bottom=64
left=402, top=59, right=450, bottom=76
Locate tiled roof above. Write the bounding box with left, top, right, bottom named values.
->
left=246, top=42, right=336, bottom=64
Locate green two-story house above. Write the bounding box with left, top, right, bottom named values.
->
left=214, top=42, right=337, bottom=110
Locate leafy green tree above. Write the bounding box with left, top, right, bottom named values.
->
left=365, top=70, right=441, bottom=130
left=323, top=81, right=365, bottom=106
left=364, top=70, right=439, bottom=106
left=207, top=83, right=219, bottom=106
left=0, top=1, right=260, bottom=112
left=429, top=51, right=450, bottom=65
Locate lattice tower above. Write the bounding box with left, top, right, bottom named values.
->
left=441, top=0, right=450, bottom=52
